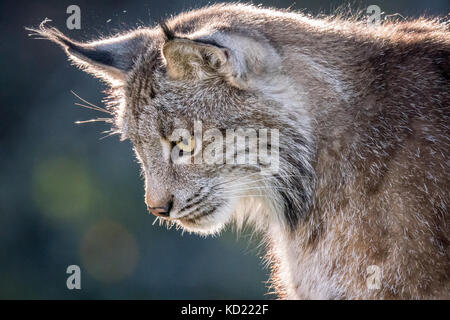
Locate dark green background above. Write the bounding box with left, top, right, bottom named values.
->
left=0, top=0, right=448, bottom=299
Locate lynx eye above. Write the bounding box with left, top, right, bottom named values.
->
left=176, top=136, right=196, bottom=153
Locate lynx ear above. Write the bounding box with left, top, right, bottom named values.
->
left=161, top=32, right=281, bottom=89
left=162, top=38, right=230, bottom=81
left=27, top=21, right=149, bottom=84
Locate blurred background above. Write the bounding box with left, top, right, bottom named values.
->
left=0, top=0, right=448, bottom=299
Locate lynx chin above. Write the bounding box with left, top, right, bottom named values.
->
left=28, top=4, right=449, bottom=299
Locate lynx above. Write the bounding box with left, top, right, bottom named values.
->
left=29, top=4, right=449, bottom=299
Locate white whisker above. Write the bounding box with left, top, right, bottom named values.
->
left=74, top=102, right=112, bottom=115
left=71, top=90, right=111, bottom=114
left=75, top=118, right=112, bottom=124
left=223, top=186, right=296, bottom=194
left=224, top=174, right=302, bottom=189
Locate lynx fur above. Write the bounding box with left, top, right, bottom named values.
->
left=29, top=4, right=449, bottom=299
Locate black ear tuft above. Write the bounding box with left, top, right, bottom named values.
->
left=160, top=20, right=175, bottom=41
left=26, top=19, right=150, bottom=83
left=26, top=19, right=73, bottom=50
left=27, top=19, right=114, bottom=67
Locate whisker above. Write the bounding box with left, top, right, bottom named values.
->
left=71, top=90, right=112, bottom=114
left=29, top=36, right=48, bottom=40
left=224, top=174, right=303, bottom=189
left=75, top=118, right=112, bottom=124
left=221, top=195, right=278, bottom=200
left=211, top=171, right=263, bottom=189
left=222, top=185, right=265, bottom=194
left=99, top=131, right=119, bottom=140
left=216, top=173, right=305, bottom=189
left=71, top=90, right=103, bottom=109
left=223, top=186, right=296, bottom=193
left=74, top=102, right=112, bottom=114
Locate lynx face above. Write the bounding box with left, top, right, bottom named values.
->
left=29, top=17, right=314, bottom=235
left=124, top=67, right=271, bottom=234
left=32, top=5, right=314, bottom=233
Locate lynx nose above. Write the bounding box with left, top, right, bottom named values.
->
left=146, top=199, right=173, bottom=218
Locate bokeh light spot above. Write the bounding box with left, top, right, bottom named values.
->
left=32, top=157, right=97, bottom=221
left=80, top=220, right=139, bottom=283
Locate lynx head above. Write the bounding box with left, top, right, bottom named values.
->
left=28, top=14, right=315, bottom=235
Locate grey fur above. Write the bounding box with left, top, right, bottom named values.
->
left=29, top=4, right=449, bottom=299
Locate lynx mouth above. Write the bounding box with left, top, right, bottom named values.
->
left=178, top=207, right=217, bottom=224
left=172, top=199, right=233, bottom=235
